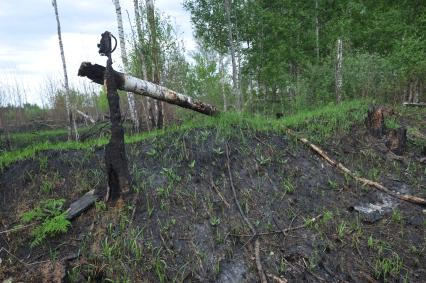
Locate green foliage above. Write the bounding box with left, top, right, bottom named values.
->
left=374, top=253, right=403, bottom=281
left=185, top=0, right=426, bottom=112
left=97, top=86, right=109, bottom=113
left=209, top=216, right=221, bottom=227
left=127, top=1, right=188, bottom=94
left=185, top=47, right=231, bottom=109
left=385, top=117, right=400, bottom=130
left=281, top=178, right=295, bottom=194
left=31, top=213, right=70, bottom=247
left=21, top=198, right=70, bottom=246
left=321, top=211, right=333, bottom=224
left=95, top=201, right=107, bottom=212
left=41, top=179, right=54, bottom=193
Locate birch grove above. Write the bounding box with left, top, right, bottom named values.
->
left=224, top=0, right=242, bottom=112
left=113, top=0, right=140, bottom=131
left=133, top=0, right=154, bottom=130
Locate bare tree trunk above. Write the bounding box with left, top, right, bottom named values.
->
left=52, top=0, right=78, bottom=141
left=315, top=0, right=320, bottom=62
left=219, top=55, right=227, bottom=111
left=224, top=0, right=242, bottom=111
left=414, top=78, right=420, bottom=103
left=76, top=110, right=95, bottom=124
left=133, top=0, right=154, bottom=131
left=113, top=0, right=140, bottom=132
left=408, top=80, right=414, bottom=102
left=235, top=12, right=244, bottom=110
left=146, top=0, right=164, bottom=129
left=335, top=38, right=343, bottom=103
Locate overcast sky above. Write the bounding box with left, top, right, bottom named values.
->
left=0, top=0, right=195, bottom=105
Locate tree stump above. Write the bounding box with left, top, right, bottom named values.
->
left=385, top=128, right=407, bottom=156
left=100, top=31, right=131, bottom=202
left=365, top=105, right=386, bottom=137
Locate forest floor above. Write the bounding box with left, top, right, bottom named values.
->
left=0, top=100, right=425, bottom=282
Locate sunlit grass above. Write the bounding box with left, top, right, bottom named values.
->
left=0, top=99, right=370, bottom=170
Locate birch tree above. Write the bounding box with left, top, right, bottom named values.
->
left=133, top=0, right=155, bottom=130
left=146, top=0, right=163, bottom=128
left=335, top=38, right=343, bottom=103
left=113, top=0, right=140, bottom=131
left=224, top=0, right=242, bottom=111
left=219, top=55, right=228, bottom=111
left=51, top=0, right=78, bottom=141
left=315, top=0, right=320, bottom=62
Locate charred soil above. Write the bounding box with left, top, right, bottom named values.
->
left=0, top=105, right=425, bottom=282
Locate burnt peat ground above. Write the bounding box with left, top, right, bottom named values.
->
left=0, top=101, right=425, bottom=282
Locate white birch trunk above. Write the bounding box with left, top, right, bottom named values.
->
left=414, top=78, right=420, bottom=103
left=113, top=0, right=140, bottom=131
left=224, top=0, right=242, bottom=111
left=234, top=10, right=244, bottom=110
left=133, top=0, right=153, bottom=130
left=52, top=0, right=78, bottom=141
left=76, top=110, right=95, bottom=124
left=315, top=0, right=320, bottom=62
left=219, top=55, right=227, bottom=111
left=146, top=0, right=163, bottom=128
left=335, top=38, right=343, bottom=103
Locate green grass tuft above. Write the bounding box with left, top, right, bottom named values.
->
left=20, top=198, right=71, bottom=246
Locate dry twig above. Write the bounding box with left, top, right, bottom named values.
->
left=287, top=129, right=426, bottom=205
left=210, top=176, right=231, bottom=208
left=0, top=223, right=36, bottom=235
left=266, top=273, right=288, bottom=283
left=225, top=142, right=267, bottom=283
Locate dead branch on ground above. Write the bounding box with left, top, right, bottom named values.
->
left=403, top=102, right=426, bottom=107
left=225, top=142, right=267, bottom=283
left=287, top=129, right=426, bottom=205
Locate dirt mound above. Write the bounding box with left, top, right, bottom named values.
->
left=0, top=118, right=425, bottom=282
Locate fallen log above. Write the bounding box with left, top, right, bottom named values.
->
left=65, top=189, right=99, bottom=220
left=78, top=62, right=219, bottom=116
left=403, top=102, right=426, bottom=107
left=76, top=109, right=96, bottom=124
left=287, top=129, right=426, bottom=206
